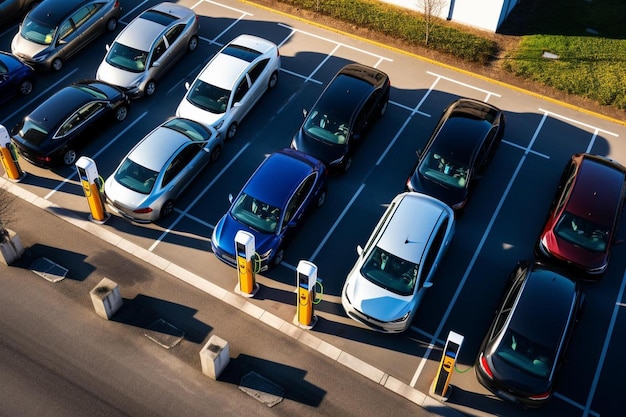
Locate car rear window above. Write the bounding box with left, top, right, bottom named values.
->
left=222, top=44, right=261, bottom=63
left=18, top=119, right=49, bottom=146
left=140, top=10, right=177, bottom=26
left=163, top=118, right=210, bottom=142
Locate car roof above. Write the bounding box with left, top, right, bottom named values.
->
left=128, top=124, right=193, bottom=172
left=510, top=264, right=577, bottom=349
left=431, top=116, right=494, bottom=164
left=377, top=193, right=448, bottom=263
left=28, top=0, right=91, bottom=24
left=568, top=153, right=626, bottom=225
left=198, top=53, right=250, bottom=90
left=28, top=84, right=95, bottom=130
left=230, top=34, right=276, bottom=56
left=244, top=149, right=315, bottom=208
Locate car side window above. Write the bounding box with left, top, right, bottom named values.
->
left=555, top=162, right=577, bottom=214
left=248, top=59, right=269, bottom=84
left=165, top=25, right=185, bottom=46
left=421, top=218, right=449, bottom=281
left=492, top=269, right=525, bottom=338
left=282, top=174, right=316, bottom=229
left=56, top=101, right=104, bottom=137
left=71, top=4, right=98, bottom=31
left=57, top=19, right=75, bottom=41
left=233, top=76, right=250, bottom=103
left=162, top=145, right=199, bottom=186
left=151, top=37, right=167, bottom=65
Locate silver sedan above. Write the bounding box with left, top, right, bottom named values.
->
left=104, top=117, right=220, bottom=223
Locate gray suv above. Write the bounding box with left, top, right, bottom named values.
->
left=11, top=0, right=122, bottom=71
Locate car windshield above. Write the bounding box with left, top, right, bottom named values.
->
left=360, top=246, right=418, bottom=296
left=163, top=118, right=210, bottom=141
left=303, top=110, right=349, bottom=145
left=186, top=80, right=230, bottom=114
left=18, top=119, right=49, bottom=145
left=20, top=16, right=55, bottom=45
left=418, top=151, right=469, bottom=189
left=496, top=329, right=554, bottom=379
left=106, top=42, right=148, bottom=73
left=231, top=193, right=280, bottom=234
left=114, top=158, right=158, bottom=194
left=554, top=211, right=609, bottom=252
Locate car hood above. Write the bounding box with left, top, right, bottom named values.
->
left=12, top=35, right=49, bottom=60
left=213, top=212, right=277, bottom=257
left=542, top=230, right=608, bottom=272
left=409, top=171, right=466, bottom=208
left=344, top=270, right=412, bottom=322
left=292, top=129, right=347, bottom=166
left=104, top=176, right=150, bottom=211
left=96, top=60, right=144, bottom=90
left=176, top=97, right=223, bottom=128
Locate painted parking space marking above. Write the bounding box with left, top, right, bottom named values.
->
left=427, top=71, right=502, bottom=100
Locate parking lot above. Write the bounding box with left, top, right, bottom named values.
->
left=2, top=1, right=626, bottom=416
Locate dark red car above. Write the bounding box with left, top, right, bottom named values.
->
left=536, top=153, right=626, bottom=277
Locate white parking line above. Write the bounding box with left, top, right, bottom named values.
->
left=540, top=108, right=619, bottom=138
left=43, top=112, right=148, bottom=200
left=410, top=113, right=550, bottom=387
left=427, top=71, right=502, bottom=100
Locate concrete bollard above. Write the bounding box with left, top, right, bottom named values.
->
left=199, top=335, right=230, bottom=380
left=89, top=277, right=123, bottom=319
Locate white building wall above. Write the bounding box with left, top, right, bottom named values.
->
left=379, top=0, right=520, bottom=33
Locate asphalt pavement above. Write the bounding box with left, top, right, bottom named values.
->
left=0, top=181, right=462, bottom=417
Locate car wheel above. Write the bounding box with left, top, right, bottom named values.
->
left=210, top=145, right=222, bottom=163
left=18, top=79, right=33, bottom=96
left=272, top=247, right=284, bottom=267
left=114, top=105, right=128, bottom=122
left=145, top=80, right=156, bottom=96
left=379, top=99, right=388, bottom=117
left=316, top=190, right=326, bottom=208
left=106, top=17, right=118, bottom=32
left=268, top=71, right=278, bottom=89
left=161, top=200, right=175, bottom=218
left=226, top=122, right=237, bottom=140
left=51, top=58, right=62, bottom=71
left=342, top=156, right=352, bottom=173
left=63, top=148, right=77, bottom=165
left=187, top=35, right=198, bottom=52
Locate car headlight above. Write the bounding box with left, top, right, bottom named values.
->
left=329, top=156, right=344, bottom=166
left=290, top=139, right=298, bottom=150
left=214, top=120, right=224, bottom=130
left=258, top=248, right=272, bottom=262
left=390, top=311, right=410, bottom=323
left=33, top=53, right=48, bottom=62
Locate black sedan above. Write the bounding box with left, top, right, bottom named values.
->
left=405, top=98, right=505, bottom=212
left=475, top=261, right=584, bottom=408
left=0, top=50, right=34, bottom=104
left=291, top=63, right=390, bottom=173
left=11, top=79, right=129, bottom=167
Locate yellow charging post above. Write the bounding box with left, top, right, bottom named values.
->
left=293, top=260, right=318, bottom=329
left=431, top=330, right=464, bottom=401
left=0, top=124, right=25, bottom=182
left=234, top=230, right=259, bottom=297
left=75, top=156, right=109, bottom=224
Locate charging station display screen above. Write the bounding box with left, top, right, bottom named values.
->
left=298, top=272, right=309, bottom=289
left=446, top=341, right=460, bottom=359
left=77, top=166, right=88, bottom=181
left=236, top=242, right=246, bottom=258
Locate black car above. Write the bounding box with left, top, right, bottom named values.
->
left=291, top=63, right=390, bottom=173
left=11, top=79, right=129, bottom=167
left=475, top=261, right=584, bottom=408
left=405, top=98, right=505, bottom=212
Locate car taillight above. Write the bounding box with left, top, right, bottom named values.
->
left=528, top=391, right=551, bottom=401
left=114, top=0, right=120, bottom=7
left=36, top=155, right=51, bottom=163
left=133, top=207, right=153, bottom=214
left=479, top=353, right=494, bottom=379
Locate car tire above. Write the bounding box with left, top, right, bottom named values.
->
left=144, top=80, right=156, bottom=96
left=161, top=200, right=175, bottom=218
left=106, top=17, right=118, bottom=32
left=62, top=148, right=77, bottom=165
left=210, top=145, right=222, bottom=163
left=51, top=58, right=62, bottom=71
left=342, top=156, right=352, bottom=173
left=268, top=71, right=278, bottom=89
left=226, top=122, right=237, bottom=140
left=188, top=35, right=198, bottom=52
left=18, top=79, right=33, bottom=96
left=114, top=105, right=128, bottom=122
left=316, top=190, right=326, bottom=208
left=272, top=247, right=284, bottom=267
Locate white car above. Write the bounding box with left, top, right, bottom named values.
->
left=341, top=192, right=455, bottom=333
left=176, top=34, right=280, bottom=139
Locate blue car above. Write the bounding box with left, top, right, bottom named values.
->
left=0, top=51, right=34, bottom=104
left=212, top=148, right=328, bottom=271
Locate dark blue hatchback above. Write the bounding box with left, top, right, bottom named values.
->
left=212, top=148, right=328, bottom=271
left=0, top=51, right=34, bottom=104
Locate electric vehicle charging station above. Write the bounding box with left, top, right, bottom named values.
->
left=234, top=230, right=259, bottom=297
left=75, top=156, right=109, bottom=224
left=0, top=124, right=25, bottom=181
left=431, top=330, right=464, bottom=400
left=294, top=260, right=318, bottom=329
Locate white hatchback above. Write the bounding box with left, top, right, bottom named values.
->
left=176, top=34, right=280, bottom=139
left=341, top=192, right=455, bottom=333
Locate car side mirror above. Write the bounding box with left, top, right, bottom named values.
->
left=105, top=44, right=110, bottom=51
left=423, top=282, right=433, bottom=289
left=228, top=193, right=233, bottom=204
left=152, top=61, right=160, bottom=68
left=302, top=109, right=308, bottom=118
left=356, top=245, right=363, bottom=256
left=184, top=82, right=190, bottom=90
left=233, top=102, right=241, bottom=108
